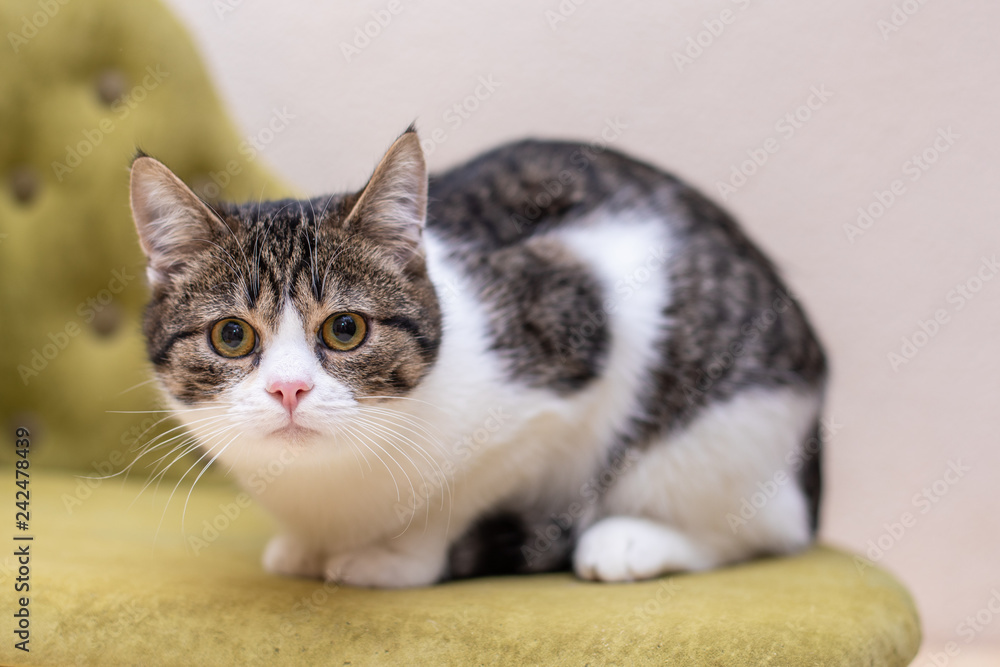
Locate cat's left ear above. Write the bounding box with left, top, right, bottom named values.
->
left=345, top=127, right=427, bottom=267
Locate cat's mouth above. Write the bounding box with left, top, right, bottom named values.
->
left=269, top=423, right=321, bottom=440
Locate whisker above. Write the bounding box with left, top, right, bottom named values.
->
left=339, top=423, right=407, bottom=504
left=136, top=422, right=239, bottom=504
left=355, top=395, right=454, bottom=415
left=153, top=425, right=242, bottom=542
left=103, top=413, right=232, bottom=488
left=128, top=415, right=232, bottom=471
left=353, top=417, right=433, bottom=490
left=358, top=407, right=449, bottom=455
left=354, top=408, right=457, bottom=536
left=356, top=404, right=440, bottom=428
left=141, top=419, right=233, bottom=472
left=330, top=423, right=369, bottom=477
left=190, top=237, right=248, bottom=292
left=107, top=405, right=233, bottom=415
left=128, top=426, right=227, bottom=511
left=342, top=421, right=421, bottom=537
left=204, top=198, right=255, bottom=301
left=357, top=408, right=455, bottom=489
left=130, top=413, right=232, bottom=456
left=126, top=411, right=188, bottom=447
left=353, top=414, right=451, bottom=513
left=114, top=378, right=160, bottom=396
left=181, top=431, right=244, bottom=532
left=353, top=416, right=437, bottom=532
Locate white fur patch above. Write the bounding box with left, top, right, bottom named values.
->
left=574, top=516, right=713, bottom=581
left=594, top=386, right=821, bottom=570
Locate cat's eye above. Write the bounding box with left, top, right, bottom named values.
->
left=210, top=318, right=257, bottom=358
left=320, top=313, right=367, bottom=351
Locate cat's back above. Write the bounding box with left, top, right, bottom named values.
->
left=427, top=139, right=682, bottom=247
left=424, top=138, right=826, bottom=415
left=425, top=139, right=781, bottom=275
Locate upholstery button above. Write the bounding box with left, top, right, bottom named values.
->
left=96, top=69, right=128, bottom=106
left=9, top=167, right=39, bottom=204
left=92, top=302, right=124, bottom=338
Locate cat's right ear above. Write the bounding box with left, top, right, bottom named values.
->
left=129, top=156, right=226, bottom=286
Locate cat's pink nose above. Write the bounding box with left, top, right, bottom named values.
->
left=267, top=379, right=312, bottom=413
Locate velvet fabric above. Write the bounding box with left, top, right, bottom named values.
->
left=1, top=473, right=921, bottom=666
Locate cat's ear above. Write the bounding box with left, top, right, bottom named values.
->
left=130, top=155, right=227, bottom=286
left=345, top=128, right=427, bottom=267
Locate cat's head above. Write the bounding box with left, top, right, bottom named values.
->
left=129, top=130, right=441, bottom=461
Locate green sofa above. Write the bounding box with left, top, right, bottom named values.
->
left=0, top=0, right=921, bottom=664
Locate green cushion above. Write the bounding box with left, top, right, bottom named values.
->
left=0, top=471, right=920, bottom=666
left=0, top=0, right=291, bottom=471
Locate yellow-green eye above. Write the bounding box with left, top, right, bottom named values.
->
left=210, top=318, right=256, bottom=358
left=321, top=313, right=367, bottom=351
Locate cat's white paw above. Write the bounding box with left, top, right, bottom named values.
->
left=324, top=541, right=446, bottom=588
left=263, top=534, right=324, bottom=579
left=574, top=516, right=715, bottom=582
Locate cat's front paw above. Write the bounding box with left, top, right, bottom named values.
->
left=263, top=534, right=324, bottom=579
left=574, top=516, right=716, bottom=582
left=324, top=542, right=445, bottom=588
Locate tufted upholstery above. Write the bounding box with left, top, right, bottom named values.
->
left=0, top=0, right=289, bottom=471
left=0, top=1, right=921, bottom=665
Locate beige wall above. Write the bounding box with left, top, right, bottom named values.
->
left=164, top=0, right=1000, bottom=652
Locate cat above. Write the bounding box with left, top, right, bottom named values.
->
left=128, top=127, right=826, bottom=588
